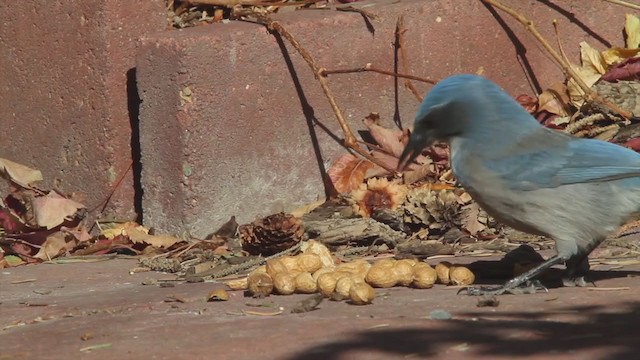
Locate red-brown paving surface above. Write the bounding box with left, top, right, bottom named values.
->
left=1, top=252, right=639, bottom=360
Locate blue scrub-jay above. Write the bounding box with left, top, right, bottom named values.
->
left=398, top=74, right=640, bottom=295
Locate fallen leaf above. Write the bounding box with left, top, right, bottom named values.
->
left=327, top=154, right=374, bottom=193
left=462, top=202, right=486, bottom=235
left=601, top=47, right=640, bottom=66
left=363, top=113, right=405, bottom=157
left=32, top=192, right=85, bottom=229
left=537, top=82, right=571, bottom=116
left=567, top=66, right=602, bottom=107
left=580, top=41, right=607, bottom=74
left=101, top=222, right=147, bottom=239
left=567, top=42, right=606, bottom=107
left=625, top=13, right=640, bottom=49
left=601, top=57, right=640, bottom=82
left=127, top=228, right=181, bottom=248
left=623, top=138, right=640, bottom=151
left=62, top=226, right=92, bottom=243
left=0, top=158, right=43, bottom=187
left=515, top=94, right=538, bottom=113
left=34, top=231, right=75, bottom=261
left=3, top=255, right=25, bottom=267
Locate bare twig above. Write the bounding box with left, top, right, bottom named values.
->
left=482, top=0, right=633, bottom=120
left=209, top=241, right=303, bottom=278
left=396, top=16, right=423, bottom=102
left=601, top=0, right=640, bottom=10
left=335, top=5, right=379, bottom=20
left=187, top=0, right=284, bottom=6
left=552, top=20, right=571, bottom=67
left=321, top=64, right=438, bottom=84
left=257, top=17, right=398, bottom=175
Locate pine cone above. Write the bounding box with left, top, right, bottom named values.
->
left=240, top=213, right=304, bottom=255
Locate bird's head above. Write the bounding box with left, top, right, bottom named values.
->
left=398, top=74, right=537, bottom=170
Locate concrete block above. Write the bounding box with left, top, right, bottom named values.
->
left=0, top=0, right=166, bottom=220
left=136, top=0, right=628, bottom=236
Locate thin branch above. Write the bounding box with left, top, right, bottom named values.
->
left=601, top=0, right=640, bottom=10
left=552, top=20, right=571, bottom=70
left=335, top=5, right=379, bottom=20
left=88, top=161, right=133, bottom=215
left=188, top=0, right=286, bottom=6
left=321, top=64, right=438, bottom=84
left=255, top=17, right=399, bottom=175
left=396, top=16, right=423, bottom=102
left=482, top=0, right=633, bottom=120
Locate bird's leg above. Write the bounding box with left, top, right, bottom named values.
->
left=459, top=255, right=565, bottom=296
left=562, top=256, right=590, bottom=287
left=561, top=238, right=603, bottom=287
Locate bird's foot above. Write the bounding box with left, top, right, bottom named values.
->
left=458, top=280, right=548, bottom=296
left=561, top=275, right=591, bottom=287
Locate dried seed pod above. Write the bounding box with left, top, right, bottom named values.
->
left=247, top=272, right=274, bottom=297
left=295, top=272, right=317, bottom=294
left=273, top=273, right=296, bottom=295
left=224, top=277, right=248, bottom=291
left=266, top=258, right=288, bottom=278
left=393, top=261, right=415, bottom=287
left=450, top=266, right=475, bottom=285
left=435, top=261, right=453, bottom=285
left=334, top=271, right=355, bottom=281
left=301, top=240, right=335, bottom=268
left=365, top=264, right=398, bottom=288
left=413, top=263, right=437, bottom=289
left=296, top=254, right=322, bottom=273
left=396, top=258, right=419, bottom=267
left=336, top=259, right=371, bottom=275
left=312, top=267, right=334, bottom=282
left=335, top=276, right=364, bottom=298
left=280, top=256, right=303, bottom=273
left=374, top=258, right=397, bottom=268
left=317, top=272, right=338, bottom=297
left=250, top=265, right=267, bottom=276
left=349, top=282, right=376, bottom=305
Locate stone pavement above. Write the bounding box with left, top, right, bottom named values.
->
left=1, top=254, right=639, bottom=360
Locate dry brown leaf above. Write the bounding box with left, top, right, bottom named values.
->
left=567, top=66, right=601, bottom=108
left=601, top=48, right=640, bottom=66
left=363, top=113, right=405, bottom=158
left=34, top=231, right=75, bottom=260
left=537, top=82, right=571, bottom=116
left=101, top=222, right=147, bottom=239
left=127, top=228, right=181, bottom=248
left=32, top=192, right=85, bottom=229
left=462, top=202, right=486, bottom=235
left=327, top=154, right=374, bottom=193
left=0, top=158, right=43, bottom=187
left=580, top=42, right=607, bottom=74
left=567, top=42, right=606, bottom=108
left=625, top=13, right=640, bottom=49
left=62, top=226, right=92, bottom=242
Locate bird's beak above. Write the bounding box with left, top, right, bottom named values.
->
left=397, top=135, right=429, bottom=172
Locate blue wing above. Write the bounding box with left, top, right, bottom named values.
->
left=483, top=128, right=640, bottom=190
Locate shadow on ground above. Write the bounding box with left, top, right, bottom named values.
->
left=286, top=301, right=640, bottom=360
